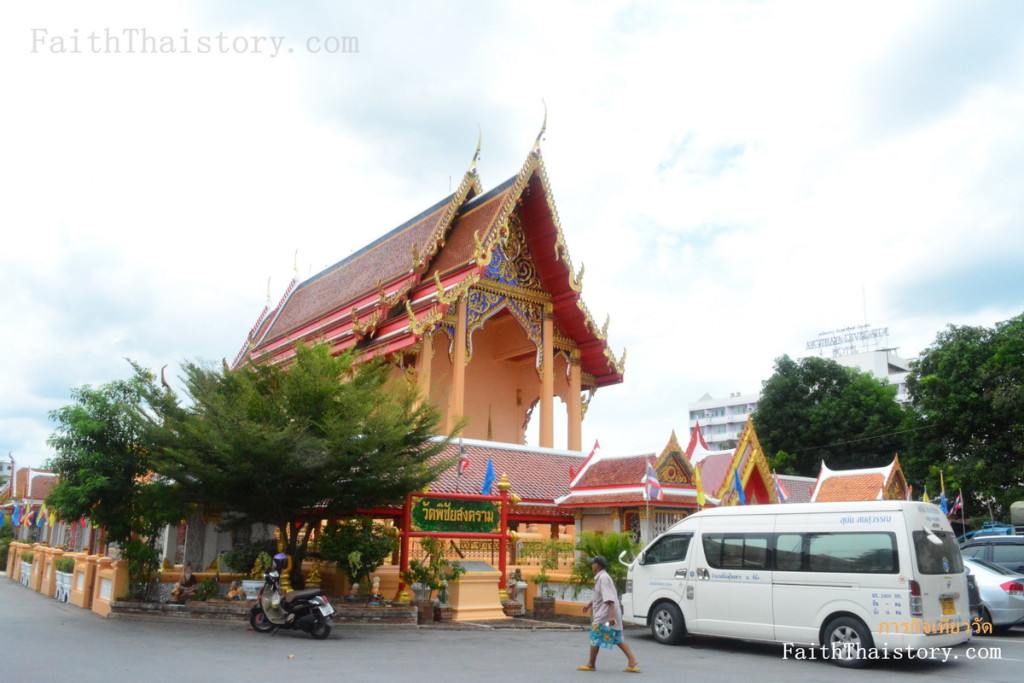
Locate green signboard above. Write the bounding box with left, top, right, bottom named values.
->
left=411, top=498, right=499, bottom=534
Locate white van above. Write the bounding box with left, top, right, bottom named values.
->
left=621, top=501, right=971, bottom=667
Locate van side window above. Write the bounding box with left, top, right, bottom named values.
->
left=775, top=533, right=803, bottom=571
left=773, top=532, right=898, bottom=573
left=702, top=534, right=770, bottom=570
left=645, top=534, right=691, bottom=565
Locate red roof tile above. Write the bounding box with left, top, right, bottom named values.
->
left=574, top=455, right=655, bottom=489
left=815, top=473, right=885, bottom=502
left=429, top=441, right=584, bottom=503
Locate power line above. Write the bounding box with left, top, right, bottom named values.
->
left=787, top=423, right=936, bottom=455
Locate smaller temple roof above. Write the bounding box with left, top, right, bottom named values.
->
left=810, top=457, right=908, bottom=502
left=776, top=474, right=816, bottom=504
left=12, top=468, right=57, bottom=500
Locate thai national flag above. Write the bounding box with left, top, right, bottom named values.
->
left=455, top=439, right=469, bottom=492
left=948, top=492, right=963, bottom=516
left=644, top=462, right=663, bottom=501
left=774, top=473, right=790, bottom=504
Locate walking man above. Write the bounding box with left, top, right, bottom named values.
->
left=578, top=555, right=641, bottom=673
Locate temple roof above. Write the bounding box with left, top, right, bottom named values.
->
left=235, top=137, right=624, bottom=388
left=12, top=468, right=57, bottom=500
left=428, top=438, right=585, bottom=507
left=809, top=457, right=907, bottom=502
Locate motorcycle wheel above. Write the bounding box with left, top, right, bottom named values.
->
left=249, top=607, right=275, bottom=633
left=310, top=617, right=332, bottom=640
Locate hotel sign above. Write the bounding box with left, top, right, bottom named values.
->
left=411, top=498, right=499, bottom=534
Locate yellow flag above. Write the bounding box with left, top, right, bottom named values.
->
left=922, top=487, right=930, bottom=504
left=694, top=464, right=706, bottom=507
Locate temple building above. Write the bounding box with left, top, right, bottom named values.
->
left=235, top=131, right=623, bottom=452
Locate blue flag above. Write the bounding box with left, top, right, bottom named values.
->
left=733, top=468, right=746, bottom=505
left=940, top=490, right=948, bottom=515
left=481, top=456, right=496, bottom=495
left=11, top=504, right=21, bottom=527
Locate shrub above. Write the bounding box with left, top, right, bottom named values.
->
left=529, top=539, right=562, bottom=598
left=567, top=531, right=640, bottom=596
left=20, top=551, right=34, bottom=564
left=197, top=576, right=221, bottom=601
left=319, top=518, right=398, bottom=592
left=55, top=557, right=76, bottom=573
left=221, top=539, right=278, bottom=575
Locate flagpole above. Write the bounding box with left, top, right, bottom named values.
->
left=959, top=488, right=966, bottom=534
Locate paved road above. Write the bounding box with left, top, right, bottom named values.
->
left=3, top=577, right=1023, bottom=682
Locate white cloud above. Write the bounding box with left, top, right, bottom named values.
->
left=2, top=0, right=1023, bottom=468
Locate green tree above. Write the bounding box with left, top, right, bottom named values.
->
left=754, top=355, right=908, bottom=476
left=903, top=314, right=1024, bottom=519
left=45, top=377, right=185, bottom=598
left=136, top=343, right=456, bottom=573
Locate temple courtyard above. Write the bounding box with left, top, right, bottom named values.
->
left=4, top=577, right=1019, bottom=682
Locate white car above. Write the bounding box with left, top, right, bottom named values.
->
left=964, top=557, right=1024, bottom=633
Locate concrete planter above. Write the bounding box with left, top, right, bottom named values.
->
left=241, top=580, right=264, bottom=599
left=54, top=571, right=72, bottom=602
left=532, top=596, right=556, bottom=619
left=19, top=561, right=32, bottom=587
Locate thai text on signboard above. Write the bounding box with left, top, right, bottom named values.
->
left=411, top=498, right=499, bottom=534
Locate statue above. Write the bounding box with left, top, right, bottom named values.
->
left=225, top=580, right=244, bottom=600
left=171, top=562, right=198, bottom=602
left=369, top=576, right=382, bottom=604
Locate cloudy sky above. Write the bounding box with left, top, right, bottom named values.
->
left=3, top=1, right=1023, bottom=471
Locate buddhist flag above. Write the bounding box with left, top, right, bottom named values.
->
left=694, top=465, right=706, bottom=508
left=644, top=462, right=663, bottom=502
left=480, top=456, right=496, bottom=495
left=23, top=504, right=36, bottom=527
left=939, top=472, right=949, bottom=515
left=922, top=487, right=930, bottom=504
left=37, top=504, right=48, bottom=527
left=733, top=468, right=746, bottom=505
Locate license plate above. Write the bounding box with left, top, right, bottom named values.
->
left=940, top=598, right=955, bottom=615
left=319, top=605, right=335, bottom=617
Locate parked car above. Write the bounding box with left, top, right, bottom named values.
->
left=963, top=557, right=1024, bottom=633
left=960, top=536, right=1024, bottom=573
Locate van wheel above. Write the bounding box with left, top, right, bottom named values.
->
left=650, top=603, right=685, bottom=645
left=823, top=616, right=874, bottom=668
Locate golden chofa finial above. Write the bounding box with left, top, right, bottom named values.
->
left=470, top=124, right=482, bottom=173
left=496, top=473, right=512, bottom=492
left=533, top=99, right=547, bottom=153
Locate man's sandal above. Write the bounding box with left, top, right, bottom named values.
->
left=624, top=665, right=642, bottom=673
left=576, top=665, right=596, bottom=671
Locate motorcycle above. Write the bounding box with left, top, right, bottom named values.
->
left=249, top=554, right=335, bottom=639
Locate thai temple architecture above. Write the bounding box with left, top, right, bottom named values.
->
left=233, top=128, right=623, bottom=452
left=809, top=456, right=910, bottom=502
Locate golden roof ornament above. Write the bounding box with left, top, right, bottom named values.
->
left=496, top=473, right=512, bottom=492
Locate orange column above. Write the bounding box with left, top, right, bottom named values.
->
left=539, top=303, right=554, bottom=448
left=567, top=351, right=582, bottom=451
left=416, top=332, right=434, bottom=410
left=447, top=297, right=467, bottom=434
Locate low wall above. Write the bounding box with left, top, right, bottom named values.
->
left=110, top=600, right=417, bottom=625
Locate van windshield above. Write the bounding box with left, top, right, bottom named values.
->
left=912, top=529, right=964, bottom=574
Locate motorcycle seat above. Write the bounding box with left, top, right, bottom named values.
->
left=284, top=588, right=324, bottom=603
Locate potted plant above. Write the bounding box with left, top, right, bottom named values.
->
left=222, top=541, right=277, bottom=598
left=241, top=551, right=274, bottom=597
left=19, top=551, right=34, bottom=587
left=530, top=539, right=561, bottom=619
left=400, top=538, right=465, bottom=623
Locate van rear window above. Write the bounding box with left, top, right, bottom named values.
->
left=912, top=530, right=964, bottom=574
